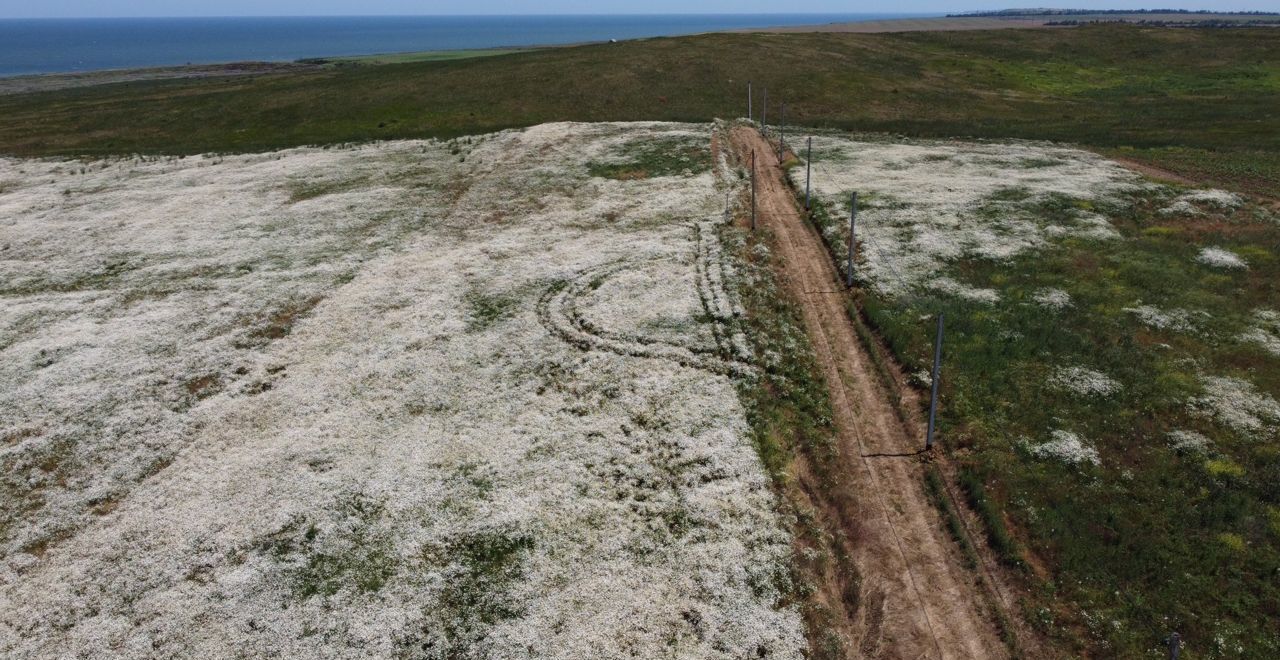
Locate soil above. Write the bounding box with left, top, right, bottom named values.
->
left=1109, top=156, right=1198, bottom=186
left=727, top=125, right=1035, bottom=659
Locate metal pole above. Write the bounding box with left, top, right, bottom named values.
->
left=748, top=81, right=753, bottom=122
left=762, top=88, right=768, bottom=136
left=1168, top=633, right=1181, bottom=660
left=847, top=191, right=857, bottom=287
left=751, top=150, right=757, bottom=232
left=926, top=313, right=945, bottom=451
left=805, top=137, right=812, bottom=210
left=779, top=102, right=786, bottom=159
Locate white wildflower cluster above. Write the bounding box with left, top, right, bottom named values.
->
left=1190, top=375, right=1280, bottom=440
left=1028, top=430, right=1101, bottom=467
left=1239, top=309, right=1280, bottom=357
left=1158, top=188, right=1244, bottom=216
left=1043, top=211, right=1120, bottom=241
left=1049, top=366, right=1122, bottom=398
left=1122, top=304, right=1205, bottom=333
left=1196, top=247, right=1249, bottom=270
left=0, top=123, right=805, bottom=657
left=796, top=135, right=1148, bottom=297
left=1167, top=430, right=1212, bottom=453
left=1032, top=287, right=1072, bottom=310
left=927, top=276, right=1000, bottom=304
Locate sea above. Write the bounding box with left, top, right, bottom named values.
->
left=0, top=14, right=934, bottom=78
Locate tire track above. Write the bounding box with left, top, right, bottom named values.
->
left=538, top=243, right=755, bottom=378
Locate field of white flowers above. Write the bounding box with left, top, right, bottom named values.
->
left=0, top=123, right=806, bottom=658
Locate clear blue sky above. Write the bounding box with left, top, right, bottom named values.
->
left=0, top=1, right=1274, bottom=19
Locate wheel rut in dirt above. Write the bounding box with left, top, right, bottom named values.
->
left=728, top=125, right=1010, bottom=659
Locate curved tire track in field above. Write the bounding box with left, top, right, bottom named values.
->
left=537, top=255, right=755, bottom=378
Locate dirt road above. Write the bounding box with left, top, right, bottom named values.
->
left=728, top=126, right=1011, bottom=659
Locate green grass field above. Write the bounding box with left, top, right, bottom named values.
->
left=0, top=25, right=1276, bottom=196
left=793, top=133, right=1280, bottom=656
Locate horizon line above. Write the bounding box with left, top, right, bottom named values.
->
left=0, top=12, right=942, bottom=20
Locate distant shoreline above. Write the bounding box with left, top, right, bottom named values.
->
left=736, top=12, right=1280, bottom=34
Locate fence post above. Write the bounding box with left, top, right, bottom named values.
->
left=805, top=137, right=812, bottom=210
left=847, top=191, right=857, bottom=287
left=751, top=150, right=757, bottom=232
left=926, top=313, right=945, bottom=451
left=1168, top=632, right=1181, bottom=660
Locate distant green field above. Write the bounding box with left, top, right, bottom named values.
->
left=0, top=25, right=1276, bottom=196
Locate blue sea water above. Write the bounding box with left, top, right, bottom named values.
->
left=0, top=14, right=934, bottom=77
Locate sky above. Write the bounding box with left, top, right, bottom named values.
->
left=0, top=1, right=1274, bottom=19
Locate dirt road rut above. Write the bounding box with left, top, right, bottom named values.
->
left=729, top=126, right=1010, bottom=659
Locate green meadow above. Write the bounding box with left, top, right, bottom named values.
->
left=0, top=25, right=1276, bottom=196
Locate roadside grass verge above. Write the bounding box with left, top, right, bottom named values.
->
left=923, top=467, right=980, bottom=570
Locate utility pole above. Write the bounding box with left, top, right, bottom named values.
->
left=751, top=150, right=757, bottom=232
left=779, top=102, right=787, bottom=160
left=748, top=81, right=753, bottom=122
left=1167, top=633, right=1181, bottom=660
left=926, top=313, right=945, bottom=451
left=847, top=191, right=857, bottom=287
left=762, top=88, right=768, bottom=136
left=805, top=137, right=812, bottom=210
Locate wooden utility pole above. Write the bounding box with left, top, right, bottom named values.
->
left=751, top=150, right=757, bottom=231
left=748, top=81, right=753, bottom=122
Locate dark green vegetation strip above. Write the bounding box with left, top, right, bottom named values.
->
left=809, top=176, right=1280, bottom=654
left=923, top=467, right=980, bottom=570
left=1, top=25, right=1276, bottom=196
left=310, top=48, right=533, bottom=66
